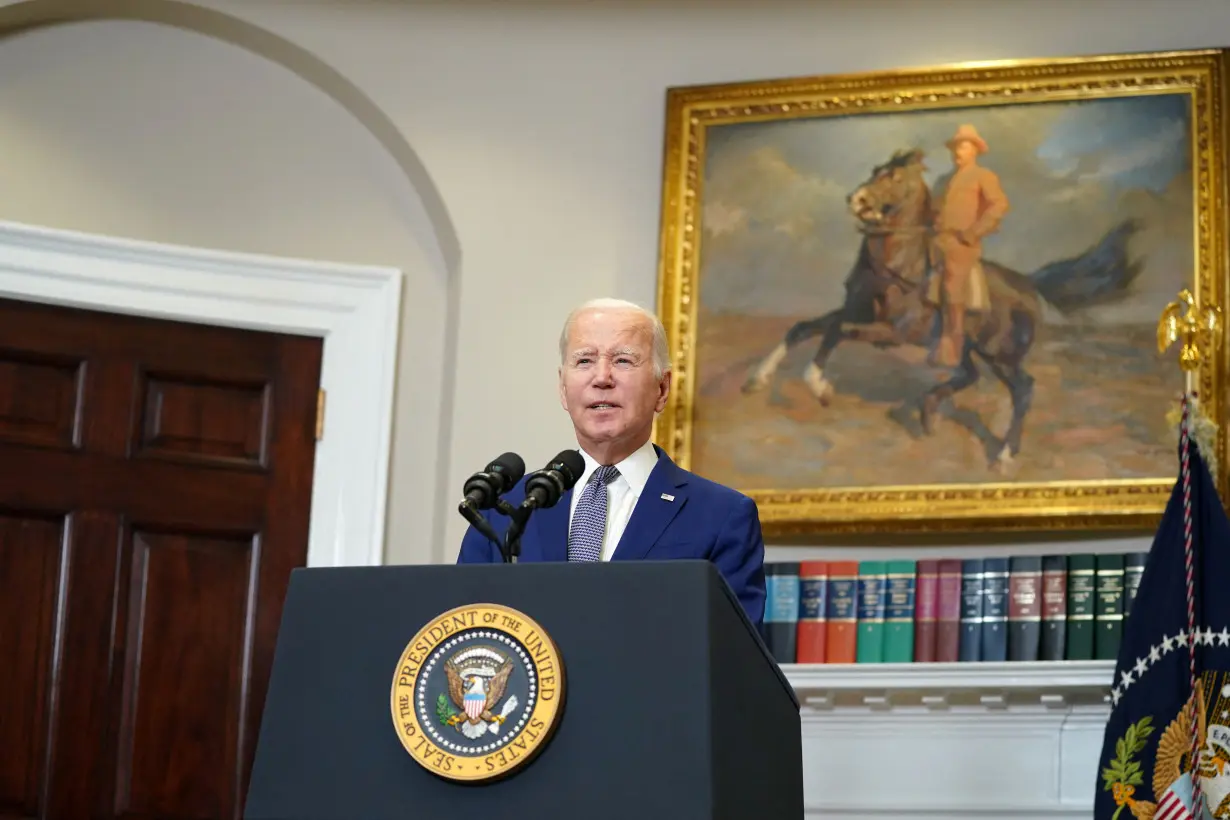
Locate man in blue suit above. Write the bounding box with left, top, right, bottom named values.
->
left=457, top=297, right=767, bottom=628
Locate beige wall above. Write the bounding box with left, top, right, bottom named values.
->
left=0, top=0, right=1224, bottom=566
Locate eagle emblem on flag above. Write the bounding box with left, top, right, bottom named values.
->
left=1103, top=670, right=1230, bottom=819
left=442, top=646, right=520, bottom=740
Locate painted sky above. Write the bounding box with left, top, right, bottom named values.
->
left=698, top=93, right=1193, bottom=324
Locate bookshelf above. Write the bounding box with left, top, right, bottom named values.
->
left=760, top=546, right=1128, bottom=818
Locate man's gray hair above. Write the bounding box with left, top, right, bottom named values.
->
left=558, top=297, right=672, bottom=379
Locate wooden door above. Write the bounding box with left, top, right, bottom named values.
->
left=0, top=296, right=323, bottom=820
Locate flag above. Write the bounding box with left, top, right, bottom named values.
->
left=1093, top=432, right=1230, bottom=820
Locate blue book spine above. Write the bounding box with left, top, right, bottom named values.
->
left=763, top=562, right=800, bottom=663
left=959, top=559, right=984, bottom=662
left=980, top=557, right=1009, bottom=662
left=799, top=575, right=827, bottom=622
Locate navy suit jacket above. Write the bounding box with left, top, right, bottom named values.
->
left=456, top=445, right=766, bottom=629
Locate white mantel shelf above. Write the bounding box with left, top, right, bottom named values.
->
left=777, top=662, right=1115, bottom=819
left=787, top=658, right=1116, bottom=698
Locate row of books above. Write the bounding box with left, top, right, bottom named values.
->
left=760, top=552, right=1145, bottom=665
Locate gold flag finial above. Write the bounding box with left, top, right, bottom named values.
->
left=1159, top=288, right=1221, bottom=475
left=1158, top=288, right=1221, bottom=372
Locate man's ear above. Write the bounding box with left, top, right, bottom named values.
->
left=654, top=371, right=672, bottom=414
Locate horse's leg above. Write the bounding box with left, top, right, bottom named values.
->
left=800, top=314, right=852, bottom=405
left=983, top=358, right=1034, bottom=469
left=981, top=305, right=1038, bottom=467
left=919, top=340, right=981, bottom=435
left=743, top=310, right=842, bottom=394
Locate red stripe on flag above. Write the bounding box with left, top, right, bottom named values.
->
left=1156, top=788, right=1194, bottom=820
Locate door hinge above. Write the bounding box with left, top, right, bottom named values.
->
left=316, top=388, right=326, bottom=441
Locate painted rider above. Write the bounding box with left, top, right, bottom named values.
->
left=925, top=124, right=1010, bottom=367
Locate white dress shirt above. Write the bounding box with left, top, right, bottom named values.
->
left=567, top=439, right=660, bottom=561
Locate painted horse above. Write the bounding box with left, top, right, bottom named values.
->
left=741, top=147, right=1143, bottom=469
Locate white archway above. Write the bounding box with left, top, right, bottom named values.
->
left=0, top=0, right=465, bottom=566
left=0, top=0, right=461, bottom=272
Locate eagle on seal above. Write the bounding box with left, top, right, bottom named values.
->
left=445, top=655, right=515, bottom=731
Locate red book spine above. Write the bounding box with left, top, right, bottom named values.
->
left=796, top=561, right=828, bottom=663
left=913, top=559, right=939, bottom=662
left=1009, top=567, right=1043, bottom=620
left=935, top=558, right=962, bottom=662
left=825, top=560, right=859, bottom=663
left=1041, top=557, right=1068, bottom=660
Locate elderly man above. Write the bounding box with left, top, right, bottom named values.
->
left=926, top=123, right=1010, bottom=367
left=456, top=297, right=767, bottom=628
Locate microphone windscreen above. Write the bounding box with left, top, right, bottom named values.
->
left=489, top=452, right=526, bottom=490
left=550, top=449, right=585, bottom=489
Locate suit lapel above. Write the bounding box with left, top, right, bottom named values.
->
left=531, top=486, right=572, bottom=563
left=611, top=447, right=688, bottom=561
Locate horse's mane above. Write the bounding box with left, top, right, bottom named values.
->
left=871, top=147, right=926, bottom=177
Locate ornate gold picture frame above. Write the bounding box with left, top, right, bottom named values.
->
left=653, top=49, right=1228, bottom=535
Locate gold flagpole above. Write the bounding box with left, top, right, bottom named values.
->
left=1156, top=286, right=1221, bottom=820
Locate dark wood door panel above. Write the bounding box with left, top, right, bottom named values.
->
left=0, top=513, right=65, bottom=820
left=43, top=510, right=124, bottom=820
left=112, top=528, right=257, bottom=820
left=0, top=299, right=283, bottom=382
left=0, top=449, right=268, bottom=527
left=135, top=373, right=271, bottom=469
left=0, top=299, right=304, bottom=461
left=0, top=296, right=323, bottom=820
left=0, top=351, right=84, bottom=452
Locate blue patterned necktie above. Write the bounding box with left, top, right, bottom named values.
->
left=567, top=465, right=620, bottom=562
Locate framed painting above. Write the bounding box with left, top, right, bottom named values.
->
left=653, top=48, right=1229, bottom=535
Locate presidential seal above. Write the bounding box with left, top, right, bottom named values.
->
left=389, top=603, right=565, bottom=782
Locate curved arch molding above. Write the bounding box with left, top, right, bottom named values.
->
left=0, top=0, right=462, bottom=567
left=0, top=0, right=461, bottom=276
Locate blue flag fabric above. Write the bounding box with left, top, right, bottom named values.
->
left=1093, top=439, right=1230, bottom=820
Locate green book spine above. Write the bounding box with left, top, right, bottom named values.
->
left=856, top=560, right=887, bottom=663
left=1066, top=554, right=1096, bottom=660
left=883, top=560, right=916, bottom=663
left=1095, top=553, right=1125, bottom=660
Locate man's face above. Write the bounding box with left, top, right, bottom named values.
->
left=558, top=307, right=670, bottom=460
left=951, top=140, right=978, bottom=168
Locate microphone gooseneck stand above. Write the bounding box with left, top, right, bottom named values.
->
left=458, top=498, right=504, bottom=550
left=495, top=498, right=534, bottom=564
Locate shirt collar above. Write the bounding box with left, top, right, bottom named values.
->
left=576, top=439, right=659, bottom=498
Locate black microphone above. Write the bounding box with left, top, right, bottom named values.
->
left=458, top=452, right=525, bottom=552
left=501, top=449, right=585, bottom=564
left=520, top=450, right=586, bottom=511
left=462, top=452, right=526, bottom=510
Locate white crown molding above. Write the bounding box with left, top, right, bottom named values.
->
left=784, top=660, right=1113, bottom=709
left=783, top=660, right=1114, bottom=693
left=0, top=218, right=401, bottom=569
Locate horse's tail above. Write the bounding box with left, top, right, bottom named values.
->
left=1027, top=218, right=1145, bottom=314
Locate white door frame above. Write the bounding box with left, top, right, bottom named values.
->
left=0, top=218, right=401, bottom=569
